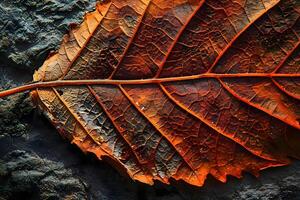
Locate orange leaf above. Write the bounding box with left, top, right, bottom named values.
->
left=1, top=0, right=300, bottom=186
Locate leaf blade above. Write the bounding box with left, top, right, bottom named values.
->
left=30, top=0, right=300, bottom=187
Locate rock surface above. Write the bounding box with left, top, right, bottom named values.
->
left=0, top=0, right=97, bottom=70
left=0, top=150, right=88, bottom=200
left=0, top=0, right=300, bottom=200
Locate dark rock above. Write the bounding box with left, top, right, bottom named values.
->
left=0, top=0, right=97, bottom=71
left=0, top=150, right=88, bottom=200
left=0, top=81, right=33, bottom=138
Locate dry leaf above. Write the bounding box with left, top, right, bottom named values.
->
left=1, top=0, right=300, bottom=186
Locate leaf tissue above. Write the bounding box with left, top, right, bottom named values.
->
left=0, top=0, right=299, bottom=186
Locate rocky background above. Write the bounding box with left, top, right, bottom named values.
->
left=0, top=0, right=300, bottom=199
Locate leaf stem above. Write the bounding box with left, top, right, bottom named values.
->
left=0, top=73, right=298, bottom=98
left=0, top=82, right=39, bottom=98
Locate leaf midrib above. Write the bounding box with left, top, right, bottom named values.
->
left=0, top=73, right=298, bottom=98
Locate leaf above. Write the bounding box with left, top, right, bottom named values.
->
left=1, top=0, right=300, bottom=186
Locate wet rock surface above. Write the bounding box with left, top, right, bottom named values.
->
left=0, top=0, right=300, bottom=199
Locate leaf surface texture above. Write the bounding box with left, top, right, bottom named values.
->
left=32, top=0, right=300, bottom=186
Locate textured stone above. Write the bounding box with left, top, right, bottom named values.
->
left=0, top=81, right=33, bottom=138
left=0, top=150, right=88, bottom=199
left=0, top=0, right=97, bottom=70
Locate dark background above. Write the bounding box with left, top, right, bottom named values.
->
left=0, top=0, right=300, bottom=199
